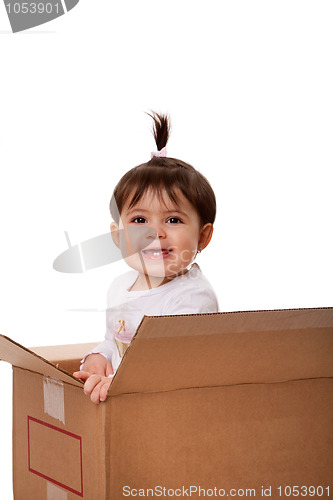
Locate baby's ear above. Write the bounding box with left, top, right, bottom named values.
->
left=110, top=222, right=120, bottom=248
left=198, top=223, right=214, bottom=252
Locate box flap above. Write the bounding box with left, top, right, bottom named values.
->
left=0, top=335, right=83, bottom=388
left=109, top=307, right=333, bottom=396
left=30, top=342, right=99, bottom=375
left=30, top=342, right=99, bottom=363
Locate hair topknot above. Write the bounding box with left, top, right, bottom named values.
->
left=147, top=111, right=170, bottom=152
left=110, top=110, right=216, bottom=227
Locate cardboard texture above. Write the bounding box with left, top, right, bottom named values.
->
left=1, top=307, right=333, bottom=499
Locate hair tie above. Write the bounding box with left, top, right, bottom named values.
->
left=151, top=146, right=167, bottom=159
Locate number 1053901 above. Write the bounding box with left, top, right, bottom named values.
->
left=5, top=2, right=61, bottom=14
left=277, top=485, right=330, bottom=496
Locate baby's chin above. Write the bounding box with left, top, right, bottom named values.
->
left=123, top=256, right=187, bottom=281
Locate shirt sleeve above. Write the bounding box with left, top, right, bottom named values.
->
left=80, top=326, right=122, bottom=373
left=80, top=278, right=122, bottom=373
left=85, top=334, right=122, bottom=373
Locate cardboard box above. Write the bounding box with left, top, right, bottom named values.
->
left=1, top=307, right=333, bottom=500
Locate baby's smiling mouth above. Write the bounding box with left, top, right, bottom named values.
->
left=141, top=248, right=172, bottom=260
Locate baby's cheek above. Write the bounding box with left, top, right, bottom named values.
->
left=123, top=254, right=141, bottom=271
left=165, top=251, right=180, bottom=272
left=168, top=251, right=178, bottom=263
left=176, top=248, right=195, bottom=267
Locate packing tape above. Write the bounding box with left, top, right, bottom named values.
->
left=47, top=482, right=68, bottom=500
left=43, top=376, right=65, bottom=424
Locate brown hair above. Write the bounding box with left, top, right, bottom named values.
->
left=110, top=112, right=216, bottom=226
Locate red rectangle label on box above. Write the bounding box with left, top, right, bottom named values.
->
left=27, top=416, right=83, bottom=497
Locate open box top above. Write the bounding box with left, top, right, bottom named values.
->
left=1, top=307, right=333, bottom=500
left=1, top=307, right=333, bottom=397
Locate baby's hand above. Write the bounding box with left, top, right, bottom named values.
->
left=79, top=353, right=114, bottom=377
left=73, top=354, right=113, bottom=404
left=73, top=371, right=112, bottom=404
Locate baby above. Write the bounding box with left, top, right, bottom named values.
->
left=73, top=112, right=219, bottom=403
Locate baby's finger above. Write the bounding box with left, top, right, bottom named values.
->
left=73, top=370, right=91, bottom=381
left=105, top=362, right=114, bottom=377
left=99, top=380, right=111, bottom=402
left=90, top=380, right=105, bottom=405
left=83, top=375, right=102, bottom=396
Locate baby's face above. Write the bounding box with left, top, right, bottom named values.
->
left=111, top=188, right=212, bottom=288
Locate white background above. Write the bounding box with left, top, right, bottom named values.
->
left=0, top=1, right=332, bottom=498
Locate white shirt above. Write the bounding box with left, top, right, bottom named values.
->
left=85, top=263, right=219, bottom=373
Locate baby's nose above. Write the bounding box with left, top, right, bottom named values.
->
left=147, top=223, right=167, bottom=239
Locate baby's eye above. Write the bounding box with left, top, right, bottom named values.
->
left=166, top=217, right=183, bottom=224
left=131, top=217, right=147, bottom=224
